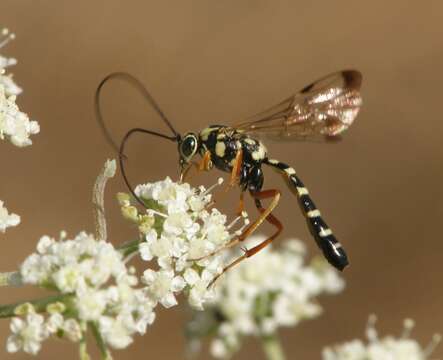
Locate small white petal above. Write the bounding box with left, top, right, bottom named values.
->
left=139, top=242, right=153, bottom=261
left=171, top=276, right=186, bottom=292
left=184, top=268, right=200, bottom=285
left=161, top=292, right=178, bottom=308
left=6, top=335, right=22, bottom=353
left=10, top=318, right=24, bottom=333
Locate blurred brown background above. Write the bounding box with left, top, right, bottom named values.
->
left=1, top=0, right=443, bottom=359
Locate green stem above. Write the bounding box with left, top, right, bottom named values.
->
left=79, top=322, right=91, bottom=360
left=89, top=322, right=112, bottom=360
left=117, top=239, right=141, bottom=258
left=0, top=294, right=72, bottom=318
left=261, top=335, right=286, bottom=360
left=0, top=271, right=22, bottom=287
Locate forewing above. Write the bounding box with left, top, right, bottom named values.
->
left=234, top=70, right=362, bottom=141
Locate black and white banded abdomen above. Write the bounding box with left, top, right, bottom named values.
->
left=264, top=158, right=349, bottom=271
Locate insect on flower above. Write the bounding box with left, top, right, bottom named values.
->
left=95, top=70, right=362, bottom=284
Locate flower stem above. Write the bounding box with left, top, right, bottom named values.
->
left=117, top=239, right=141, bottom=258
left=0, top=271, right=22, bottom=287
left=0, top=294, right=72, bottom=318
left=79, top=322, right=91, bottom=360
left=92, top=159, right=116, bottom=242
left=90, top=322, right=112, bottom=360
left=261, top=335, right=286, bottom=360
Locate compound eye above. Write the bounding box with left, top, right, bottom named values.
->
left=181, top=136, right=197, bottom=158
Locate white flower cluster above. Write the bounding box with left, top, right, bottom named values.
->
left=186, top=237, right=345, bottom=359
left=0, top=28, right=21, bottom=97
left=322, top=315, right=441, bottom=360
left=11, top=232, right=155, bottom=355
left=119, top=177, right=249, bottom=310
left=7, top=304, right=82, bottom=355
left=0, top=27, right=39, bottom=147
left=0, top=200, right=20, bottom=233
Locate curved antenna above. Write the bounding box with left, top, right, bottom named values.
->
left=95, top=72, right=180, bottom=154
left=119, top=128, right=177, bottom=208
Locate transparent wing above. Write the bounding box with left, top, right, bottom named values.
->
left=233, top=70, right=362, bottom=141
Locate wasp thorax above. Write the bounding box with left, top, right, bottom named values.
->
left=179, top=133, right=199, bottom=164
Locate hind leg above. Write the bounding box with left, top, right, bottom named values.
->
left=208, top=189, right=282, bottom=287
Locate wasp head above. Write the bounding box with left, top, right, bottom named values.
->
left=178, top=132, right=200, bottom=169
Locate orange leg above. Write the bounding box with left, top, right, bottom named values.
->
left=247, top=198, right=283, bottom=257
left=208, top=189, right=282, bottom=287
left=225, top=149, right=243, bottom=192
left=236, top=192, right=245, bottom=215
left=180, top=150, right=213, bottom=183
left=199, top=150, right=213, bottom=171
left=180, top=161, right=199, bottom=183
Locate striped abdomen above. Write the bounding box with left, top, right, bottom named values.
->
left=264, top=158, right=349, bottom=271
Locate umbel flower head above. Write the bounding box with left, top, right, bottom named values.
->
left=7, top=304, right=82, bottom=355
left=322, top=315, right=441, bottom=360
left=0, top=27, right=39, bottom=147
left=0, top=28, right=21, bottom=96
left=119, top=176, right=250, bottom=310
left=0, top=200, right=20, bottom=233
left=185, top=236, right=345, bottom=359
left=6, top=172, right=250, bottom=358
left=13, top=232, right=155, bottom=355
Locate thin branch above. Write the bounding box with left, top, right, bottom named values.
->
left=90, top=322, right=113, bottom=360
left=0, top=271, right=22, bottom=287
left=0, top=294, right=72, bottom=318
left=92, top=159, right=116, bottom=242
left=79, top=321, right=91, bottom=360
left=261, top=335, right=286, bottom=360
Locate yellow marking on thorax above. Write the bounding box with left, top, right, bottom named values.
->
left=252, top=143, right=267, bottom=161
left=215, top=141, right=226, bottom=157
left=200, top=127, right=219, bottom=141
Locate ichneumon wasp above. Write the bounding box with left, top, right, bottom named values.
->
left=95, top=70, right=362, bottom=283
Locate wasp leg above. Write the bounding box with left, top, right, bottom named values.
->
left=247, top=197, right=284, bottom=254
left=180, top=150, right=212, bottom=183
left=225, top=149, right=243, bottom=192
left=237, top=192, right=245, bottom=215
left=199, top=150, right=213, bottom=171
left=180, top=161, right=199, bottom=183
left=208, top=189, right=282, bottom=288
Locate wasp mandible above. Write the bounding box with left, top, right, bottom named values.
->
left=95, top=70, right=362, bottom=281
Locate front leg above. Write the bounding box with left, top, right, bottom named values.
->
left=180, top=150, right=213, bottom=183
left=199, top=150, right=213, bottom=172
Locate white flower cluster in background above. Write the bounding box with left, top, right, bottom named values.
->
left=186, top=237, right=345, bottom=359
left=0, top=27, right=39, bottom=147
left=0, top=28, right=21, bottom=96
left=322, top=315, right=441, bottom=360
left=10, top=232, right=156, bottom=355
left=7, top=304, right=82, bottom=355
left=119, top=177, right=249, bottom=311
left=0, top=200, right=20, bottom=233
